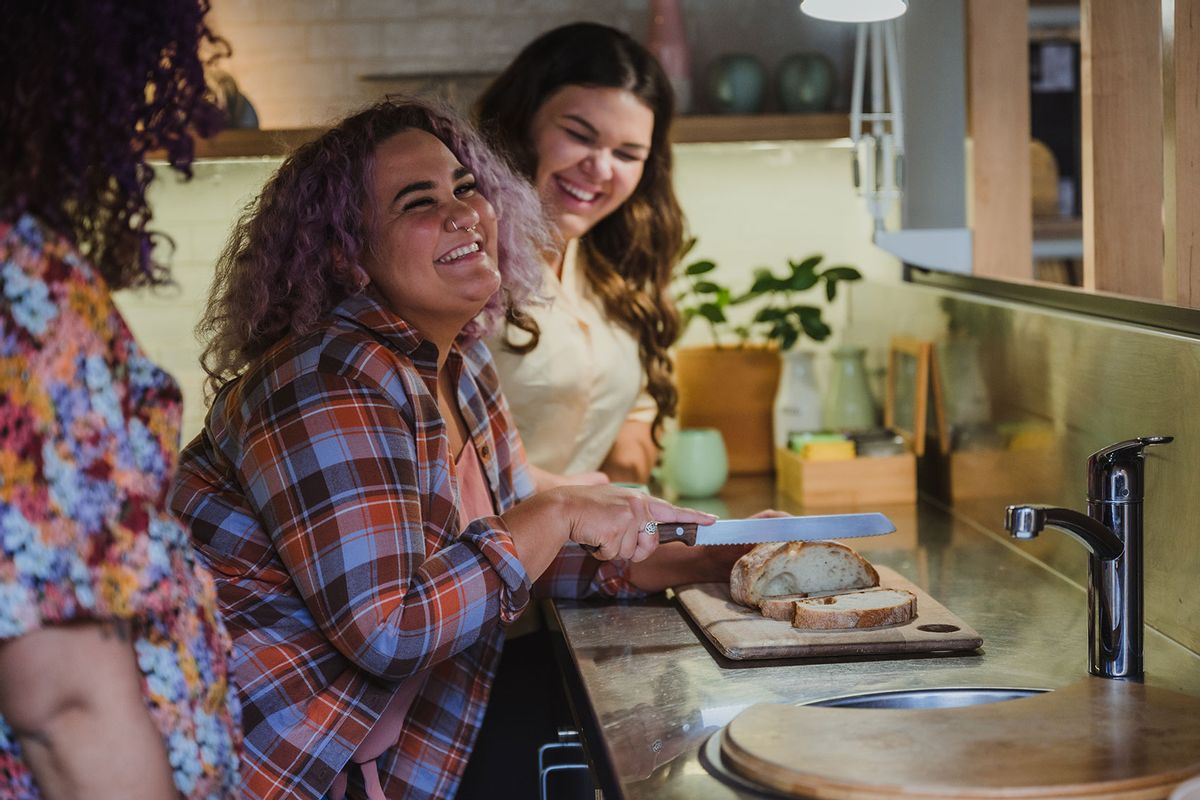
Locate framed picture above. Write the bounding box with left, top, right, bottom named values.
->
left=885, top=337, right=932, bottom=457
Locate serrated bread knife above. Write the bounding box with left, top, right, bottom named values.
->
left=654, top=512, right=895, bottom=546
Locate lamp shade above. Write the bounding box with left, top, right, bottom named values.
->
left=800, top=0, right=907, bottom=22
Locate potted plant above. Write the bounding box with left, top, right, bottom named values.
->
left=673, top=244, right=862, bottom=474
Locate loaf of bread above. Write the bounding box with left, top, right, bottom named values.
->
left=791, top=588, right=917, bottom=630
left=729, top=541, right=880, bottom=609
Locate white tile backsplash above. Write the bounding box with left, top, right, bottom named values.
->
left=128, top=140, right=897, bottom=443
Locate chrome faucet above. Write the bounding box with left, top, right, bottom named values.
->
left=1004, top=435, right=1173, bottom=680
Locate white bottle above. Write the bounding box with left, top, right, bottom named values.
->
left=773, top=350, right=822, bottom=449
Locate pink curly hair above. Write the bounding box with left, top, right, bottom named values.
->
left=198, top=98, right=549, bottom=392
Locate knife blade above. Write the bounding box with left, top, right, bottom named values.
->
left=655, top=512, right=895, bottom=546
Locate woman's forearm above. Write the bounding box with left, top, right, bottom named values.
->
left=0, top=621, right=176, bottom=800
left=599, top=420, right=657, bottom=484
left=501, top=490, right=573, bottom=579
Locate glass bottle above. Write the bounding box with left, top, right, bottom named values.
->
left=773, top=349, right=822, bottom=448
left=822, top=346, right=877, bottom=431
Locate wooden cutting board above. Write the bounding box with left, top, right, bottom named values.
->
left=675, top=566, right=982, bottom=660
left=720, top=677, right=1200, bottom=799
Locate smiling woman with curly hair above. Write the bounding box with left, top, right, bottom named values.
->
left=169, top=98, right=714, bottom=800
left=0, top=1, right=241, bottom=798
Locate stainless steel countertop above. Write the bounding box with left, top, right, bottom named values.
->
left=545, top=478, right=1200, bottom=800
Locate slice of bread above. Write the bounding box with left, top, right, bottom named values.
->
left=791, top=588, right=917, bottom=630
left=729, top=540, right=880, bottom=609
left=758, top=586, right=890, bottom=621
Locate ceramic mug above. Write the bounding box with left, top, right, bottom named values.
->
left=662, top=428, right=729, bottom=498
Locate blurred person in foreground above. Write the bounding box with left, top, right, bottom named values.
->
left=0, top=1, right=242, bottom=797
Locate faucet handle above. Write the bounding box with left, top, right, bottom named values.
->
left=1087, top=436, right=1173, bottom=503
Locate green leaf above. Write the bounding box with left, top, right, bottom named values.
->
left=754, top=307, right=786, bottom=323
left=748, top=275, right=787, bottom=293
left=820, top=266, right=863, bottom=281
left=800, top=312, right=832, bottom=341
left=788, top=269, right=819, bottom=292
left=779, top=327, right=800, bottom=351
left=698, top=303, right=726, bottom=324
left=791, top=254, right=823, bottom=274
left=685, top=260, right=717, bottom=275
left=826, top=280, right=838, bottom=302
left=680, top=237, right=698, bottom=259
left=794, top=305, right=822, bottom=321
left=693, top=280, right=722, bottom=294
left=716, top=287, right=733, bottom=306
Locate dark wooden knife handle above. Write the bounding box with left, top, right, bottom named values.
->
left=578, top=522, right=699, bottom=554
left=656, top=522, right=699, bottom=546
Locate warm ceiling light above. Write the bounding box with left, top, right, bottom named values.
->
left=800, top=0, right=908, bottom=23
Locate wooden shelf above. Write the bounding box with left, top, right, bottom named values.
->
left=193, top=128, right=324, bottom=159
left=189, top=113, right=850, bottom=159
left=671, top=113, right=850, bottom=143
left=1033, top=215, right=1082, bottom=240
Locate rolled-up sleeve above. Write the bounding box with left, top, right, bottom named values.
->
left=239, top=371, right=530, bottom=682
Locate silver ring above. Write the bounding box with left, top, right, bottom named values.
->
left=641, top=521, right=658, bottom=537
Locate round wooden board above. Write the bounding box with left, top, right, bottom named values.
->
left=720, top=678, right=1200, bottom=799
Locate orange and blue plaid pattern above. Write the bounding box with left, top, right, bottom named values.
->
left=170, top=292, right=637, bottom=800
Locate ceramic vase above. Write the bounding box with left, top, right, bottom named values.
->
left=705, top=54, right=766, bottom=114
left=662, top=428, right=728, bottom=498
left=646, top=0, right=693, bottom=113
left=822, top=346, right=877, bottom=431
left=773, top=350, right=822, bottom=448
left=776, top=52, right=836, bottom=113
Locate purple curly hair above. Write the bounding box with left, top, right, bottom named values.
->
left=0, top=0, right=226, bottom=290
left=199, top=98, right=549, bottom=392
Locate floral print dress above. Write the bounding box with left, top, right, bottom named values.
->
left=0, top=215, right=241, bottom=799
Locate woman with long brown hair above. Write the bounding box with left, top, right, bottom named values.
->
left=476, top=22, right=686, bottom=488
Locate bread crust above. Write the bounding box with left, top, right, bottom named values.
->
left=729, top=540, right=880, bottom=609
left=758, top=593, right=810, bottom=621
left=791, top=588, right=917, bottom=630
left=758, top=586, right=889, bottom=621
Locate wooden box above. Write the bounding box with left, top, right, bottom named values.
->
left=775, top=448, right=916, bottom=507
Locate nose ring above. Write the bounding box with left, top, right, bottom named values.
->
left=448, top=219, right=460, bottom=232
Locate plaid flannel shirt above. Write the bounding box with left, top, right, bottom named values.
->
left=169, top=292, right=639, bottom=800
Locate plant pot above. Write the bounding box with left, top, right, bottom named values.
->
left=675, top=345, right=781, bottom=474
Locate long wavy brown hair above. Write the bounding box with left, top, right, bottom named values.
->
left=0, top=0, right=226, bottom=290
left=476, top=22, right=685, bottom=440
left=198, top=99, right=549, bottom=394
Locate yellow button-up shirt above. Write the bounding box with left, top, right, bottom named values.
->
left=488, top=240, right=654, bottom=476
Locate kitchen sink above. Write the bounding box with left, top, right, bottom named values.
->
left=807, top=686, right=1049, bottom=709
